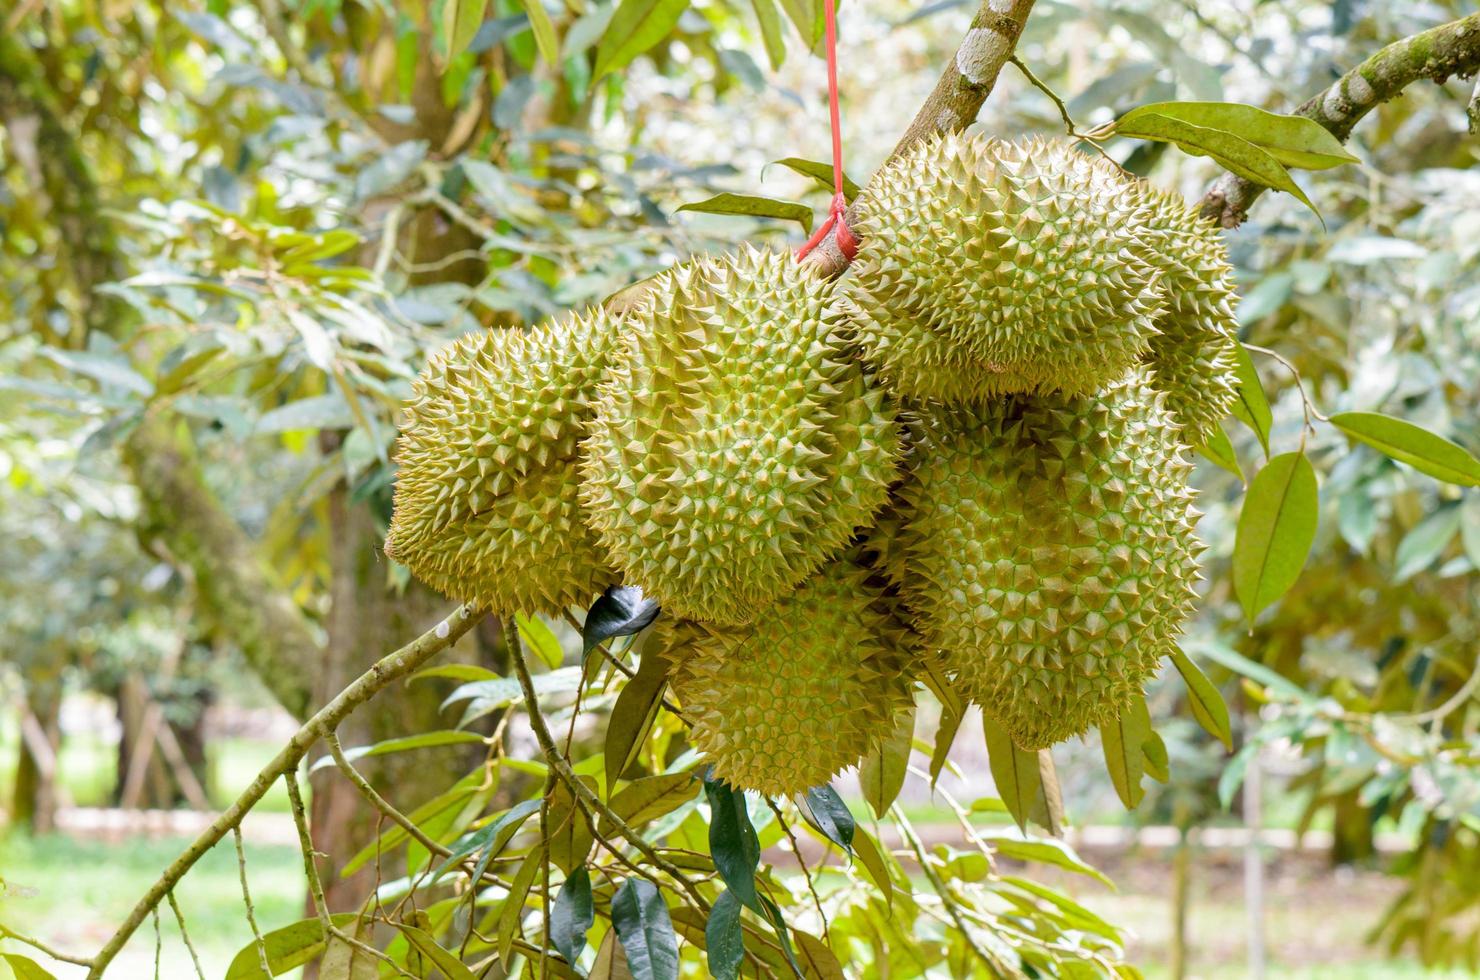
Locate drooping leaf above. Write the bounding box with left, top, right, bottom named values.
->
left=1233, top=452, right=1319, bottom=621
left=705, top=889, right=746, bottom=980
left=517, top=612, right=566, bottom=669
left=851, top=825, right=895, bottom=906
left=607, top=771, right=701, bottom=829
left=224, top=914, right=360, bottom=979
left=433, top=798, right=542, bottom=881
left=1196, top=424, right=1243, bottom=482
left=985, top=835, right=1113, bottom=887
left=859, top=703, right=914, bottom=819
left=308, top=730, right=486, bottom=773
left=801, top=784, right=855, bottom=854
left=928, top=700, right=964, bottom=787
left=704, top=776, right=761, bottom=910
left=767, top=157, right=862, bottom=199
left=548, top=777, right=598, bottom=873
left=1185, top=637, right=1313, bottom=703
left=442, top=0, right=491, bottom=58
left=551, top=867, right=596, bottom=966
left=1117, top=101, right=1358, bottom=169
left=592, top=0, right=689, bottom=81
left=676, top=193, right=813, bottom=233
left=750, top=0, right=786, bottom=69
left=1393, top=505, right=1463, bottom=581
left=795, top=931, right=845, bottom=978
left=516, top=0, right=561, bottom=63
left=1229, top=342, right=1272, bottom=456
left=1461, top=498, right=1480, bottom=569
left=1330, top=412, right=1480, bottom=487
left=605, top=650, right=670, bottom=790
left=497, top=850, right=542, bottom=963
left=1101, top=699, right=1150, bottom=809
left=583, top=585, right=661, bottom=663
left=2, top=955, right=58, bottom=980
left=1142, top=729, right=1170, bottom=783
left=393, top=925, right=477, bottom=980
left=610, top=878, right=680, bottom=980
left=777, top=0, right=823, bottom=51
left=1170, top=648, right=1233, bottom=749
left=982, top=713, right=1041, bottom=833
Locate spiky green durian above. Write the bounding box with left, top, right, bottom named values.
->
left=669, top=558, right=915, bottom=796
left=386, top=309, right=622, bottom=615
left=580, top=246, right=900, bottom=626
left=845, top=134, right=1167, bottom=402
left=895, top=373, right=1202, bottom=750
left=1127, top=182, right=1240, bottom=445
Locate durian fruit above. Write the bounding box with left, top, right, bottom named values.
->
left=895, top=373, right=1201, bottom=750
left=1127, top=182, right=1241, bottom=445
left=580, top=246, right=899, bottom=626
left=845, top=134, right=1167, bottom=403
left=668, top=558, right=915, bottom=797
left=385, top=308, right=622, bottom=615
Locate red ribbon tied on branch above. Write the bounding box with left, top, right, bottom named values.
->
left=796, top=0, right=857, bottom=263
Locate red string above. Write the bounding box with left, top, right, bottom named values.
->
left=796, top=0, right=856, bottom=262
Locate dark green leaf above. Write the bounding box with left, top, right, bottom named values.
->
left=755, top=894, right=803, bottom=977
left=516, top=0, right=561, bottom=63
left=705, top=775, right=760, bottom=910
left=705, top=889, right=746, bottom=980
left=768, top=158, right=862, bottom=200
left=1170, top=648, right=1233, bottom=749
left=224, top=914, right=360, bottom=978
left=583, top=586, right=660, bottom=663
left=801, top=784, right=855, bottom=854
left=983, top=713, right=1042, bottom=833
left=676, top=193, right=813, bottom=233
left=605, top=649, right=670, bottom=791
left=442, top=0, right=490, bottom=58
left=1118, top=102, right=1358, bottom=169
left=1330, top=412, right=1480, bottom=487
left=393, top=925, right=477, bottom=980
left=1229, top=342, right=1272, bottom=456
left=1233, top=452, right=1319, bottom=620
left=592, top=0, right=689, bottom=81
left=1101, top=699, right=1150, bottom=809
left=2, top=955, right=58, bottom=980
left=610, top=878, right=680, bottom=980
left=551, top=867, right=595, bottom=966
left=859, top=703, right=914, bottom=820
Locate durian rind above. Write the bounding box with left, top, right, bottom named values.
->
left=847, top=134, right=1167, bottom=402
left=580, top=246, right=900, bottom=626
left=896, top=373, right=1202, bottom=750
left=669, top=558, right=916, bottom=797
left=386, top=308, right=621, bottom=615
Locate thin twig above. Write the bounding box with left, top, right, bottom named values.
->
left=326, top=730, right=453, bottom=859
left=233, top=827, right=273, bottom=977
left=165, top=891, right=206, bottom=980
left=767, top=800, right=830, bottom=942
left=893, top=807, right=1007, bottom=974
left=0, top=924, right=94, bottom=968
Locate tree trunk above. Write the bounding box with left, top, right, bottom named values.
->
left=12, top=678, right=62, bottom=833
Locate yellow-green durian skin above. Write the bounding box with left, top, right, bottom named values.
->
left=668, top=559, right=915, bottom=797
left=896, top=374, right=1202, bottom=750
left=386, top=308, right=621, bottom=616
left=846, top=134, right=1167, bottom=402
left=1128, top=182, right=1241, bottom=445
left=580, top=246, right=900, bottom=626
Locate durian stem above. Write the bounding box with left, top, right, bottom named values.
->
left=1197, top=13, right=1480, bottom=227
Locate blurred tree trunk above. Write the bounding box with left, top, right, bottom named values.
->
left=111, top=676, right=212, bottom=810
left=12, top=678, right=62, bottom=833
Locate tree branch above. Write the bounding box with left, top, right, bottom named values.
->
left=83, top=604, right=482, bottom=979
left=1198, top=13, right=1480, bottom=227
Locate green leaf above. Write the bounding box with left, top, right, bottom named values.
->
left=516, top=0, right=561, bottom=63
left=750, top=0, right=786, bottom=69
left=41, top=347, right=152, bottom=397
left=928, top=700, right=964, bottom=787
left=999, top=876, right=1121, bottom=937
left=224, top=914, right=360, bottom=978
left=517, top=612, right=566, bottom=669
left=1170, top=648, right=1233, bottom=749
left=1142, top=730, right=1170, bottom=783
left=2, top=954, right=58, bottom=980
left=442, top=0, right=490, bottom=58
left=982, top=713, right=1041, bottom=833
left=767, top=157, right=862, bottom=200
left=1196, top=424, right=1243, bottom=482
left=851, top=825, right=895, bottom=906
left=1329, top=412, right=1480, bottom=487
left=582, top=585, right=660, bottom=663
left=778, top=0, right=823, bottom=51
left=858, top=703, right=914, bottom=820
left=611, top=878, right=680, bottom=980
left=605, top=649, right=669, bottom=791
left=705, top=889, right=746, bottom=980
left=986, top=835, right=1113, bottom=888
left=551, top=867, right=595, bottom=966
left=340, top=774, right=482, bottom=876
left=676, top=193, right=813, bottom=233
left=548, top=777, right=598, bottom=873
left=704, top=776, right=760, bottom=910
left=592, top=0, right=689, bottom=81
left=1118, top=102, right=1358, bottom=169
left=1394, top=505, right=1462, bottom=581
left=1461, top=497, right=1480, bottom=569
left=1113, top=112, right=1317, bottom=216
left=308, top=730, right=485, bottom=772
left=256, top=394, right=355, bottom=434
left=607, top=771, right=700, bottom=829
left=800, top=784, right=855, bottom=854
left=1101, top=698, right=1150, bottom=809
left=497, top=849, right=542, bottom=963
left=1184, top=637, right=1312, bottom=703
left=1233, top=452, right=1319, bottom=620
left=409, top=663, right=502, bottom=684
left=1229, top=342, right=1272, bottom=456
left=393, top=925, right=476, bottom=980
left=433, top=798, right=542, bottom=881
left=795, top=932, right=845, bottom=978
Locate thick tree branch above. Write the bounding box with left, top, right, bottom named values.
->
left=124, top=413, right=321, bottom=719
left=1198, top=13, right=1480, bottom=227
left=83, top=604, right=482, bottom=979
